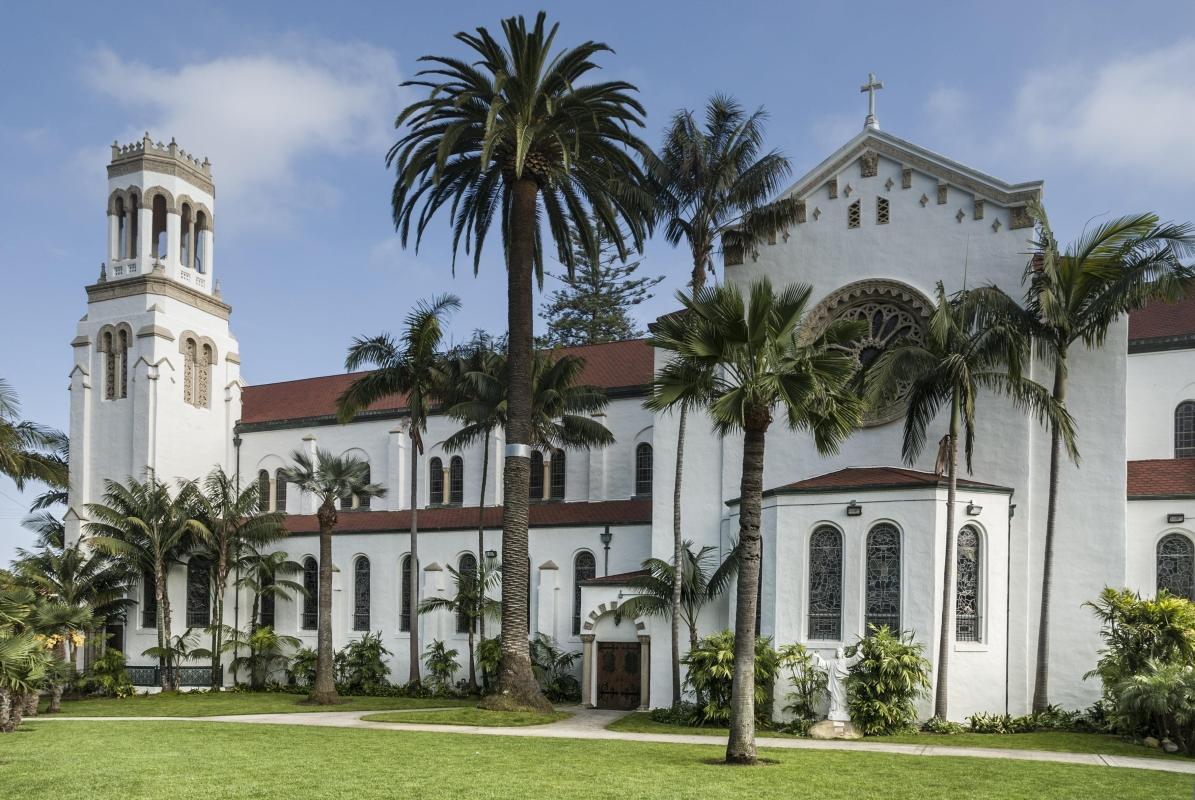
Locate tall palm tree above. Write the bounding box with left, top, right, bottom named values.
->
left=1003, top=204, right=1193, bottom=712
left=338, top=293, right=459, bottom=686
left=187, top=467, right=287, bottom=688
left=418, top=555, right=501, bottom=692
left=650, top=278, right=864, bottom=765
left=867, top=282, right=1075, bottom=719
left=390, top=11, right=653, bottom=710
left=0, top=378, right=67, bottom=492
left=281, top=449, right=383, bottom=704
left=648, top=95, right=800, bottom=703
left=85, top=477, right=203, bottom=691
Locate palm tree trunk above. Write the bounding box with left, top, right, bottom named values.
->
left=211, top=551, right=227, bottom=690
left=726, top=413, right=768, bottom=765
left=310, top=501, right=338, bottom=704
left=482, top=176, right=551, bottom=713
left=934, top=395, right=961, bottom=719
left=49, top=683, right=64, bottom=713
left=478, top=434, right=489, bottom=644
left=467, top=628, right=477, bottom=692
left=155, top=560, right=171, bottom=691
left=670, top=406, right=687, bottom=707
left=409, top=437, right=421, bottom=685
left=1032, top=351, right=1067, bottom=713
left=0, top=689, right=12, bottom=732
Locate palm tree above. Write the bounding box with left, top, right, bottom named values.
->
left=0, top=378, right=67, bottom=493
left=280, top=449, right=384, bottom=704
left=390, top=11, right=653, bottom=711
left=227, top=626, right=302, bottom=690
left=650, top=278, right=864, bottom=764
left=338, top=293, right=459, bottom=686
left=867, top=281, right=1075, bottom=719
left=648, top=95, right=800, bottom=703
left=236, top=549, right=306, bottom=631
left=85, top=477, right=204, bottom=691
left=1010, top=204, right=1194, bottom=712
left=0, top=587, right=49, bottom=732
left=418, top=554, right=501, bottom=692
left=187, top=467, right=287, bottom=688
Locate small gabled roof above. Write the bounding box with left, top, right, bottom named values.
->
left=1128, top=459, right=1195, bottom=499
left=727, top=466, right=1012, bottom=505
left=580, top=568, right=650, bottom=587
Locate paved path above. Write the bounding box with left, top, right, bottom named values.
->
left=36, top=707, right=1195, bottom=776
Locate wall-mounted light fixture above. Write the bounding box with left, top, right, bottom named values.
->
left=600, top=525, right=613, bottom=576
left=966, top=502, right=983, bottom=516
left=485, top=549, right=498, bottom=560
left=846, top=501, right=862, bottom=517
left=1168, top=513, right=1186, bottom=524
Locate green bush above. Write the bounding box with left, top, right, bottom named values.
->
left=334, top=632, right=392, bottom=694
left=683, top=630, right=780, bottom=725
left=921, top=716, right=966, bottom=735
left=81, top=648, right=133, bottom=698
left=290, top=647, right=317, bottom=687
left=844, top=627, right=931, bottom=735
left=648, top=702, right=702, bottom=726
left=422, top=640, right=460, bottom=694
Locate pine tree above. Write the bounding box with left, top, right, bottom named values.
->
left=537, top=240, right=663, bottom=348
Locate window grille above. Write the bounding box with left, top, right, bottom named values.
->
left=865, top=523, right=901, bottom=633
left=635, top=444, right=653, bottom=496
left=457, top=553, right=477, bottom=633
left=400, top=555, right=413, bottom=632
left=186, top=559, right=211, bottom=627
left=1176, top=401, right=1195, bottom=458
left=274, top=470, right=287, bottom=513
left=956, top=526, right=983, bottom=641
left=877, top=197, right=890, bottom=225
left=549, top=451, right=565, bottom=500
left=808, top=526, right=843, bottom=639
left=257, top=470, right=271, bottom=513
left=353, top=557, right=370, bottom=631
left=301, top=557, right=317, bottom=630
left=429, top=458, right=444, bottom=505
left=848, top=200, right=861, bottom=229
left=449, top=457, right=464, bottom=505
left=141, top=570, right=157, bottom=628
left=1158, top=534, right=1195, bottom=600
left=529, top=451, right=544, bottom=500
left=573, top=551, right=596, bottom=635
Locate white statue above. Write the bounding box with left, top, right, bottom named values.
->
left=813, top=646, right=863, bottom=722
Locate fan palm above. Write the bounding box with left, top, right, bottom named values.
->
left=0, top=378, right=67, bottom=492
left=85, top=477, right=204, bottom=691
left=391, top=11, right=653, bottom=711
left=866, top=281, right=1075, bottom=719
left=0, top=587, right=49, bottom=733
left=338, top=293, right=458, bottom=686
left=648, top=95, right=800, bottom=704
left=650, top=278, right=865, bottom=764
left=418, top=555, right=500, bottom=692
left=280, top=449, right=384, bottom=704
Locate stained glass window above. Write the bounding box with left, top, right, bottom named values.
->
left=549, top=450, right=565, bottom=500
left=635, top=443, right=653, bottom=496
left=186, top=558, right=211, bottom=627
left=301, top=557, right=317, bottom=630
left=260, top=573, right=275, bottom=629
left=457, top=553, right=477, bottom=634
left=353, top=557, right=370, bottom=631
left=449, top=457, right=464, bottom=505
left=956, top=526, right=982, bottom=642
left=257, top=470, right=270, bottom=513
left=141, top=569, right=157, bottom=629
left=1158, top=534, right=1195, bottom=600
left=573, top=551, right=596, bottom=635
left=808, top=526, right=843, bottom=640
left=400, top=555, right=413, bottom=632
left=529, top=451, right=544, bottom=500
left=274, top=470, right=287, bottom=513
left=865, top=523, right=901, bottom=633
left=1177, top=402, right=1195, bottom=458
left=429, top=458, right=444, bottom=505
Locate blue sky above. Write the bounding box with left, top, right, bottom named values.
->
left=3, top=1, right=1194, bottom=559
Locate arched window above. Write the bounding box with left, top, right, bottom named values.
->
left=573, top=551, right=596, bottom=635
left=127, top=193, right=139, bottom=259
left=549, top=450, right=565, bottom=500
left=180, top=203, right=193, bottom=269
left=400, top=555, right=413, bottom=632
left=114, top=195, right=126, bottom=260
left=259, top=572, right=275, bottom=629
left=808, top=526, right=843, bottom=640
left=359, top=465, right=371, bottom=510
left=1158, top=533, right=1195, bottom=600
left=635, top=443, right=653, bottom=496
left=186, top=558, right=211, bottom=627
left=457, top=553, right=477, bottom=633
left=529, top=451, right=544, bottom=500
left=449, top=457, right=464, bottom=505
left=353, top=556, right=371, bottom=631
left=183, top=338, right=197, bottom=407
left=141, top=569, right=157, bottom=629
left=301, top=557, right=317, bottom=630
left=117, top=329, right=128, bottom=399
left=865, top=523, right=901, bottom=633
left=257, top=470, right=271, bottom=513
left=102, top=329, right=129, bottom=401
left=198, top=344, right=212, bottom=409
left=429, top=457, right=445, bottom=505
left=194, top=211, right=208, bottom=273
left=274, top=469, right=288, bottom=513
left=1176, top=402, right=1195, bottom=458
left=956, top=526, right=983, bottom=642
left=152, top=194, right=168, bottom=260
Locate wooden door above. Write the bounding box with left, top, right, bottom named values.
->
left=596, top=642, right=641, bottom=710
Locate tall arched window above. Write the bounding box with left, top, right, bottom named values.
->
left=141, top=569, right=157, bottom=629
left=457, top=553, right=477, bottom=634
left=573, top=551, right=596, bottom=635
left=1158, top=533, right=1195, bottom=600
left=359, top=465, right=372, bottom=510
left=257, top=470, right=271, bottom=513
left=808, top=526, right=843, bottom=640
left=635, top=443, right=653, bottom=496
left=152, top=194, right=168, bottom=260
left=180, top=203, right=193, bottom=268
left=102, top=329, right=129, bottom=401
left=186, top=558, right=211, bottom=627
left=400, top=555, right=413, bottom=632
left=114, top=195, right=126, bottom=260
left=127, top=193, right=139, bottom=259
left=301, top=557, right=317, bottom=630
left=183, top=339, right=197, bottom=405
left=274, top=469, right=288, bottom=513
left=549, top=450, right=565, bottom=500
left=353, top=556, right=371, bottom=631
left=429, top=457, right=445, bottom=505
left=260, top=572, right=275, bottom=629
left=956, top=526, right=983, bottom=642
left=194, top=211, right=208, bottom=273
left=529, top=451, right=545, bottom=500
left=865, top=523, right=901, bottom=633
left=1177, top=402, right=1195, bottom=458
left=198, top=344, right=212, bottom=408
left=449, top=457, right=464, bottom=505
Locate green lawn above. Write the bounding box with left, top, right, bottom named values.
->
left=43, top=691, right=472, bottom=717
left=361, top=707, right=571, bottom=726
left=8, top=721, right=1187, bottom=799
left=608, top=713, right=1182, bottom=760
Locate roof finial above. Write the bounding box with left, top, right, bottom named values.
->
left=860, top=72, right=884, bottom=130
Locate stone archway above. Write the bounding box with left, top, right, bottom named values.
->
left=579, top=601, right=650, bottom=710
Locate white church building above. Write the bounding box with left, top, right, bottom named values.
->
left=64, top=115, right=1195, bottom=719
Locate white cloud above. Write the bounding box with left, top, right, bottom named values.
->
left=83, top=39, right=404, bottom=226
left=925, top=87, right=969, bottom=127
left=1013, top=39, right=1195, bottom=182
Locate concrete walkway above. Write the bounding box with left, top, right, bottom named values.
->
left=36, top=706, right=1195, bottom=776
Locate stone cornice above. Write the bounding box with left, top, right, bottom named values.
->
left=86, top=274, right=231, bottom=320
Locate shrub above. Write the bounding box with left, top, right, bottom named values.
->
left=845, top=627, right=931, bottom=735
left=529, top=634, right=581, bottom=702
left=648, top=702, right=702, bottom=726
left=777, top=642, right=827, bottom=725
left=1114, top=661, right=1195, bottom=753
left=82, top=649, right=133, bottom=698
left=422, top=640, right=459, bottom=693
left=921, top=716, right=965, bottom=735
left=290, top=648, right=317, bottom=687
left=683, top=630, right=781, bottom=725
left=334, top=632, right=392, bottom=693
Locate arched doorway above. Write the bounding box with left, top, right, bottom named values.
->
left=579, top=600, right=650, bottom=710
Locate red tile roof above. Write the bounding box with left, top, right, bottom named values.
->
left=727, top=466, right=1011, bottom=504
left=240, top=339, right=654, bottom=426
left=580, top=568, right=650, bottom=586
left=1129, top=295, right=1195, bottom=344
left=281, top=498, right=652, bottom=535
left=1128, top=459, right=1195, bottom=498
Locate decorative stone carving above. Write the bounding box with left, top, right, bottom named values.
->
left=973, top=199, right=985, bottom=220
left=937, top=183, right=948, bottom=205
left=884, top=177, right=894, bottom=191
left=812, top=207, right=822, bottom=221
left=919, top=194, right=929, bottom=207
left=1010, top=205, right=1035, bottom=229
left=860, top=150, right=879, bottom=178
left=843, top=183, right=854, bottom=198
left=991, top=218, right=1003, bottom=233
left=901, top=167, right=912, bottom=189
left=827, top=178, right=838, bottom=199
left=796, top=201, right=807, bottom=224
left=956, top=209, right=966, bottom=223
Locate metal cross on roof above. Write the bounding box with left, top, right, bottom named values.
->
left=860, top=72, right=884, bottom=130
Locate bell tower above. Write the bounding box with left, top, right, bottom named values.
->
left=65, top=135, right=241, bottom=545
